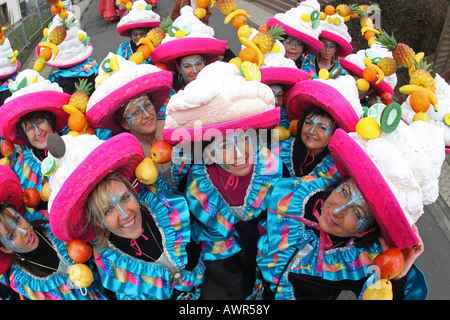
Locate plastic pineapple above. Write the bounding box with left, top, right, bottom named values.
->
left=376, top=30, right=416, bottom=68
left=410, top=59, right=436, bottom=92
left=377, top=57, right=397, bottom=77
left=146, top=16, right=172, bottom=47
left=68, top=78, right=93, bottom=113
left=48, top=16, right=76, bottom=45
left=215, top=0, right=237, bottom=15
left=252, top=26, right=285, bottom=54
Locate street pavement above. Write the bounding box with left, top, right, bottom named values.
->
left=21, top=0, right=450, bottom=300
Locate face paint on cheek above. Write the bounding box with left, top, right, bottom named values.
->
left=306, top=115, right=332, bottom=136
left=355, top=215, right=375, bottom=232
left=1, top=217, right=28, bottom=252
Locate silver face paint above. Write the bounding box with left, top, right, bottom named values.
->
left=283, top=37, right=304, bottom=49
left=102, top=190, right=137, bottom=236
left=304, top=115, right=333, bottom=136
left=123, top=96, right=155, bottom=132
left=180, top=56, right=205, bottom=83
left=270, top=85, right=284, bottom=107
left=333, top=180, right=374, bottom=232
left=1, top=211, right=28, bottom=253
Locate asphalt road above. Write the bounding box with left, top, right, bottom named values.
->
left=79, top=0, right=450, bottom=300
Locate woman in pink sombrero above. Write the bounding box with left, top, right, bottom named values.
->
left=47, top=133, right=205, bottom=299
left=278, top=77, right=362, bottom=179
left=267, top=0, right=324, bottom=70
left=162, top=61, right=283, bottom=299
left=0, top=69, right=70, bottom=220
left=116, top=0, right=161, bottom=64
left=150, top=6, right=227, bottom=92
left=86, top=52, right=173, bottom=177
left=303, top=13, right=352, bottom=79
left=253, top=119, right=445, bottom=300
left=0, top=165, right=107, bottom=300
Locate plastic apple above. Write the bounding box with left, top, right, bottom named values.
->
left=150, top=140, right=173, bottom=164
left=23, top=188, right=41, bottom=208
left=373, top=247, right=404, bottom=280
left=68, top=239, right=92, bottom=263
left=380, top=92, right=393, bottom=105
left=289, top=119, right=299, bottom=136
left=1, top=140, right=14, bottom=158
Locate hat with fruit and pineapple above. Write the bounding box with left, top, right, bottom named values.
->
left=162, top=61, right=279, bottom=144
left=319, top=12, right=353, bottom=57
left=0, top=165, right=25, bottom=274
left=0, top=25, right=20, bottom=80
left=116, top=0, right=162, bottom=37
left=267, top=0, right=324, bottom=55
left=286, top=77, right=363, bottom=133
left=47, top=133, right=144, bottom=242
left=0, top=69, right=70, bottom=145
left=35, top=2, right=93, bottom=69
left=150, top=6, right=227, bottom=71
left=329, top=112, right=445, bottom=248
left=85, top=53, right=173, bottom=134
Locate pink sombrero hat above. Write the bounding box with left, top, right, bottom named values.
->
left=117, top=21, right=161, bottom=37
left=0, top=61, right=20, bottom=80
left=340, top=57, right=394, bottom=97
left=86, top=67, right=173, bottom=135
left=267, top=17, right=323, bottom=55
left=0, top=165, right=24, bottom=274
left=319, top=30, right=353, bottom=57
left=0, top=91, right=70, bottom=145
left=260, top=67, right=309, bottom=91
left=36, top=44, right=93, bottom=69
left=162, top=108, right=280, bottom=145
left=285, top=80, right=359, bottom=132
left=150, top=37, right=228, bottom=71
left=328, top=129, right=420, bottom=249
left=49, top=133, right=144, bottom=242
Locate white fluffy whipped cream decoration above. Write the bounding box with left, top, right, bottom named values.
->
left=117, top=0, right=160, bottom=27
left=0, top=38, right=18, bottom=77
left=164, top=61, right=275, bottom=129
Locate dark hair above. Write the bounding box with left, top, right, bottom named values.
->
left=323, top=177, right=380, bottom=248
left=16, top=110, right=57, bottom=146
left=296, top=105, right=337, bottom=137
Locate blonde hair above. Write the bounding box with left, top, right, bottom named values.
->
left=85, top=171, right=138, bottom=249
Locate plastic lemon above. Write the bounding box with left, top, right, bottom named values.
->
left=301, top=13, right=311, bottom=22
left=229, top=57, right=243, bottom=69
left=356, top=117, right=381, bottom=139
left=332, top=17, right=341, bottom=25
left=444, top=113, right=450, bottom=126
left=67, top=131, right=80, bottom=137
left=95, top=73, right=110, bottom=86
left=175, top=29, right=186, bottom=38
left=126, top=2, right=133, bottom=10
left=413, top=111, right=430, bottom=123
left=33, top=57, right=47, bottom=72
left=237, top=24, right=251, bottom=38
left=41, top=156, right=57, bottom=177
left=366, top=103, right=385, bottom=125
left=355, top=78, right=370, bottom=92
left=319, top=12, right=327, bottom=20
left=271, top=43, right=280, bottom=53
left=240, top=61, right=261, bottom=82
left=78, top=33, right=85, bottom=41
left=109, top=55, right=120, bottom=71
left=194, top=7, right=207, bottom=19
left=69, top=263, right=94, bottom=288
left=318, top=68, right=330, bottom=80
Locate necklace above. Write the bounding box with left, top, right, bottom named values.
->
left=129, top=221, right=183, bottom=283
left=219, top=175, right=239, bottom=207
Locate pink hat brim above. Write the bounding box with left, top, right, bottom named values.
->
left=260, top=67, right=309, bottom=91
left=86, top=70, right=173, bottom=134
left=117, top=21, right=161, bottom=37
left=150, top=37, right=228, bottom=71
left=340, top=57, right=394, bottom=97
left=0, top=61, right=21, bottom=80
left=0, top=91, right=70, bottom=145
left=320, top=30, right=353, bottom=57
left=329, top=129, right=420, bottom=249
left=267, top=18, right=324, bottom=55
left=162, top=108, right=280, bottom=145
left=36, top=44, right=93, bottom=69
left=49, top=133, right=145, bottom=242
left=286, top=80, right=359, bottom=132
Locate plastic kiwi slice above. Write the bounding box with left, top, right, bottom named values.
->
left=444, top=114, right=450, bottom=127
left=380, top=102, right=402, bottom=133
left=101, top=58, right=112, bottom=72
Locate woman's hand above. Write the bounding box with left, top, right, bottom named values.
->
left=379, top=224, right=424, bottom=280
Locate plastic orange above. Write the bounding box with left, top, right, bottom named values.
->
left=324, top=5, right=335, bottom=15
left=238, top=47, right=258, bottom=63
left=68, top=112, right=87, bottom=132
left=232, top=15, right=247, bottom=29
left=196, top=0, right=210, bottom=8
left=39, top=47, right=53, bottom=61
left=410, top=91, right=430, bottom=113
left=258, top=24, right=270, bottom=32
left=363, top=66, right=377, bottom=82
left=365, top=30, right=376, bottom=40
left=137, top=44, right=152, bottom=59
left=50, top=5, right=61, bottom=14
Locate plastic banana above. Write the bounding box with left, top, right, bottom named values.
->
left=367, top=63, right=384, bottom=85
left=399, top=84, right=438, bottom=112
left=62, top=104, right=82, bottom=115
left=136, top=38, right=155, bottom=51
left=38, top=41, right=59, bottom=60
left=224, top=9, right=251, bottom=24
left=239, top=36, right=264, bottom=67
left=361, top=27, right=380, bottom=35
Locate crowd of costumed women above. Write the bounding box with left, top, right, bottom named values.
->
left=0, top=0, right=448, bottom=300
